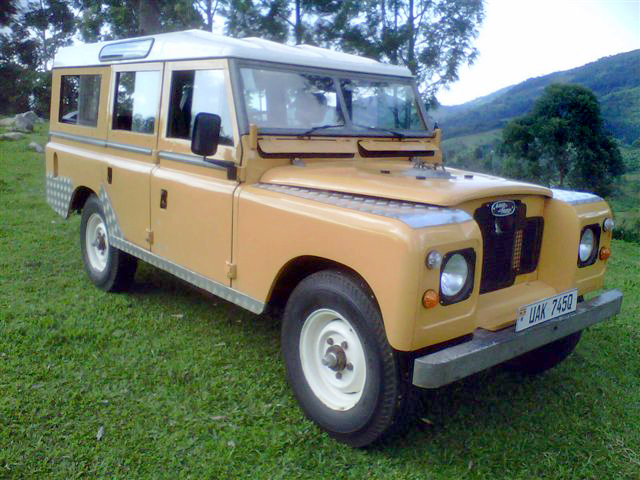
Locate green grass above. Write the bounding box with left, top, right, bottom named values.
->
left=1, top=125, right=639, bottom=479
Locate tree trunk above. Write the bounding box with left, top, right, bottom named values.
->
left=407, top=0, right=416, bottom=74
left=295, top=0, right=302, bottom=44
left=138, top=0, right=162, bottom=35
left=206, top=0, right=213, bottom=31
left=38, top=0, right=48, bottom=71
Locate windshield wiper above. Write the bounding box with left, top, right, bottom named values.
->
left=301, top=123, right=345, bottom=135
left=352, top=123, right=406, bottom=138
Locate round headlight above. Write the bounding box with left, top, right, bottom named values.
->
left=441, top=253, right=469, bottom=298
left=579, top=228, right=595, bottom=262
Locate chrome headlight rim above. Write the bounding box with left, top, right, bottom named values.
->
left=603, top=217, right=614, bottom=232
left=578, top=224, right=600, bottom=267
left=439, top=248, right=476, bottom=306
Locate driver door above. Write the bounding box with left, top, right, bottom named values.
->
left=151, top=59, right=240, bottom=285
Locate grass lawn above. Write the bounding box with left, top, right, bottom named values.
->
left=1, top=125, right=639, bottom=479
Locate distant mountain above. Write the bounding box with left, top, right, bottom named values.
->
left=433, top=50, right=640, bottom=144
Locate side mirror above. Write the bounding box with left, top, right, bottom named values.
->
left=191, top=112, right=221, bottom=157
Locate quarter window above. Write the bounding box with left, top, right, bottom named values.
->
left=59, top=74, right=101, bottom=126
left=167, top=69, right=234, bottom=146
left=113, top=71, right=161, bottom=134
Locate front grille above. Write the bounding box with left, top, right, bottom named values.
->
left=474, top=201, right=544, bottom=294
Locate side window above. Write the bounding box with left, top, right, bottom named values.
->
left=113, top=71, right=161, bottom=134
left=167, top=69, right=233, bottom=146
left=59, top=74, right=101, bottom=126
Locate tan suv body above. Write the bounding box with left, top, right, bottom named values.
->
left=46, top=30, right=622, bottom=447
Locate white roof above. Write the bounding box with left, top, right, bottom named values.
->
left=53, top=29, right=413, bottom=77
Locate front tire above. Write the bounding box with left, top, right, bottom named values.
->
left=80, top=194, right=137, bottom=292
left=282, top=270, right=414, bottom=447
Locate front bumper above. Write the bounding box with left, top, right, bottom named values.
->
left=412, top=289, right=623, bottom=388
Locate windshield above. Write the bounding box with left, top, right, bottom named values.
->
left=340, top=79, right=424, bottom=131
left=239, top=66, right=427, bottom=135
left=241, top=68, right=343, bottom=129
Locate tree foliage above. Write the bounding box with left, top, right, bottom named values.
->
left=323, top=0, right=484, bottom=106
left=221, top=0, right=484, bottom=106
left=501, top=84, right=625, bottom=196
left=0, top=0, right=76, bottom=115
left=0, top=0, right=18, bottom=26
left=0, top=0, right=484, bottom=116
left=222, top=0, right=290, bottom=42
left=74, top=0, right=204, bottom=40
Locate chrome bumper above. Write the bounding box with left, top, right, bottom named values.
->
left=412, top=289, right=623, bottom=389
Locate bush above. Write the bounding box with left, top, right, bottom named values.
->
left=613, top=218, right=640, bottom=244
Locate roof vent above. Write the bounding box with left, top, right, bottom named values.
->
left=99, top=39, right=154, bottom=61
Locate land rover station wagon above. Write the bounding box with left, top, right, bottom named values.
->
left=45, top=30, right=623, bottom=447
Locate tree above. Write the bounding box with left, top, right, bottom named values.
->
left=220, top=1, right=484, bottom=106
left=194, top=0, right=223, bottom=32
left=0, top=1, right=76, bottom=115
left=501, top=84, right=625, bottom=197
left=74, top=0, right=204, bottom=41
left=222, top=0, right=290, bottom=42
left=318, top=0, right=484, bottom=106
left=7, top=0, right=76, bottom=72
left=0, top=1, right=17, bottom=26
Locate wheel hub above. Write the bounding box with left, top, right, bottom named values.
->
left=93, top=230, right=107, bottom=253
left=299, top=308, right=367, bottom=411
left=322, top=344, right=347, bottom=371
left=86, top=212, right=109, bottom=272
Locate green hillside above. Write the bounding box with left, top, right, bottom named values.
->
left=434, top=49, right=640, bottom=144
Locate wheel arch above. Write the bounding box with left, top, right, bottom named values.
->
left=70, top=186, right=96, bottom=214
left=266, top=255, right=381, bottom=316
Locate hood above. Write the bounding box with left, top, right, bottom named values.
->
left=259, top=161, right=552, bottom=207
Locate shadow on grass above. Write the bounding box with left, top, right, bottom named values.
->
left=368, top=325, right=633, bottom=464
left=126, top=261, right=281, bottom=337
left=107, top=261, right=634, bottom=472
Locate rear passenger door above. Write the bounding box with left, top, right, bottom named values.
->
left=151, top=59, right=239, bottom=286
left=106, top=63, right=163, bottom=249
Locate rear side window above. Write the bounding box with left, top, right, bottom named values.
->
left=113, top=71, right=161, bottom=134
left=167, top=69, right=234, bottom=146
left=59, top=74, right=101, bottom=126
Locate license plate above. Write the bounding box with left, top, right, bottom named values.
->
left=515, top=289, right=578, bottom=332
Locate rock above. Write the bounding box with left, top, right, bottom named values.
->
left=28, top=141, right=44, bottom=153
left=0, top=117, right=14, bottom=127
left=16, top=111, right=43, bottom=124
left=0, top=132, right=25, bottom=140
left=13, top=115, right=34, bottom=132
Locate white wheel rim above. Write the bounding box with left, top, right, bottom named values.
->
left=299, top=308, right=367, bottom=411
left=86, top=212, right=109, bottom=273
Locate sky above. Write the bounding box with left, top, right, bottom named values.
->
left=437, top=0, right=640, bottom=106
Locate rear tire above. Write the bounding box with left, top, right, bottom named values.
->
left=80, top=194, right=137, bottom=292
left=281, top=270, right=416, bottom=447
left=506, top=331, right=582, bottom=375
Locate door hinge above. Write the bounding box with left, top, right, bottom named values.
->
left=225, top=261, right=237, bottom=279
left=145, top=228, right=154, bottom=245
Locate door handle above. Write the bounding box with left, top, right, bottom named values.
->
left=160, top=189, right=168, bottom=209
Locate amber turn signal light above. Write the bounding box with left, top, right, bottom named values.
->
left=599, top=247, right=611, bottom=261
left=422, top=289, right=439, bottom=309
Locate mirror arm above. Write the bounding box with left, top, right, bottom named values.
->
left=203, top=157, right=237, bottom=181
